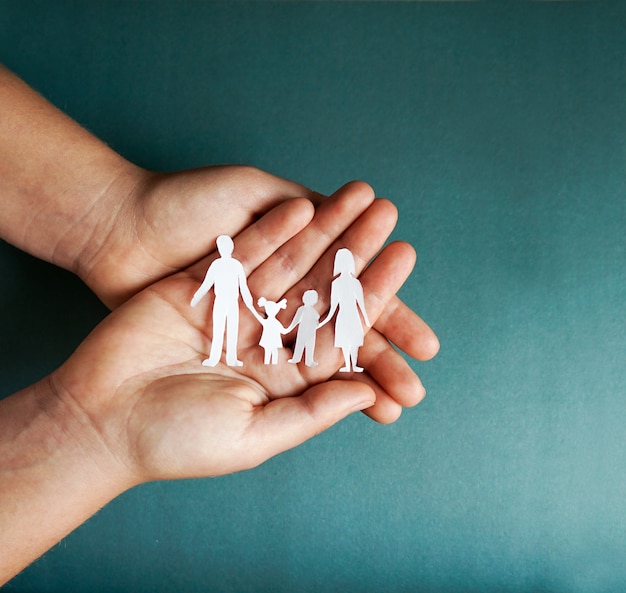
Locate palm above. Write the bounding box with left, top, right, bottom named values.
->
left=56, top=182, right=437, bottom=484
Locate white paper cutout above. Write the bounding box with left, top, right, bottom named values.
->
left=284, top=289, right=320, bottom=367
left=318, top=248, right=371, bottom=372
left=191, top=241, right=371, bottom=371
left=190, top=235, right=258, bottom=367
left=257, top=297, right=287, bottom=364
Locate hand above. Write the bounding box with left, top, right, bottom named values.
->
left=52, top=181, right=438, bottom=485
left=81, top=169, right=439, bottom=419
left=0, top=67, right=318, bottom=310
left=0, top=181, right=438, bottom=580
left=81, top=165, right=324, bottom=308
left=0, top=66, right=439, bottom=378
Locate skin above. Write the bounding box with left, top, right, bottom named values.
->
left=0, top=65, right=440, bottom=583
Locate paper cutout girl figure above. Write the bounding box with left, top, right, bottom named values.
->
left=319, top=248, right=371, bottom=372
left=257, top=297, right=287, bottom=364
left=284, top=289, right=320, bottom=367
left=190, top=235, right=258, bottom=367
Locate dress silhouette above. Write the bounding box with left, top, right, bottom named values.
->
left=319, top=248, right=371, bottom=372
left=257, top=297, right=287, bottom=365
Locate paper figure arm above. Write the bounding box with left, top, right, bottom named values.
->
left=355, top=282, right=371, bottom=328
left=238, top=266, right=263, bottom=321
left=190, top=265, right=215, bottom=307
left=318, top=293, right=339, bottom=329
left=283, top=307, right=303, bottom=334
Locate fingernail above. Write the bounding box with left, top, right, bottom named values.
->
left=352, top=398, right=375, bottom=413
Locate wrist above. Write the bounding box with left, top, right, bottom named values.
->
left=76, top=165, right=163, bottom=308
left=45, top=371, right=139, bottom=491
left=0, top=376, right=134, bottom=582
left=0, top=65, right=149, bottom=299
left=70, top=162, right=153, bottom=303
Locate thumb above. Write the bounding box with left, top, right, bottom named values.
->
left=246, top=382, right=375, bottom=465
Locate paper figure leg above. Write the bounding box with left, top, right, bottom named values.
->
left=304, top=337, right=318, bottom=368
left=339, top=347, right=351, bottom=372
left=288, top=339, right=304, bottom=364
left=350, top=346, right=363, bottom=373
left=225, top=305, right=243, bottom=367
left=338, top=346, right=362, bottom=372
left=203, top=307, right=226, bottom=367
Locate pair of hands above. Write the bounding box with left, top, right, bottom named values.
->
left=51, top=165, right=439, bottom=487
left=0, top=65, right=438, bottom=582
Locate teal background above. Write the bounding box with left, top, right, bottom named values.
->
left=1, top=2, right=625, bottom=592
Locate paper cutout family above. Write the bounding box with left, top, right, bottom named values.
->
left=191, top=235, right=371, bottom=372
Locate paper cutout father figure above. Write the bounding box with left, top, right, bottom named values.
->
left=190, top=235, right=258, bottom=366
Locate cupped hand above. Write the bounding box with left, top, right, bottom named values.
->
left=83, top=165, right=322, bottom=308
left=56, top=181, right=438, bottom=486
left=81, top=166, right=438, bottom=371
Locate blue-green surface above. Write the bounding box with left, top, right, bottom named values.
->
left=1, top=2, right=625, bottom=592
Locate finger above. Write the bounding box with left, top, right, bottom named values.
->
left=335, top=371, right=405, bottom=425
left=223, top=165, right=325, bottom=211
left=358, top=328, right=427, bottom=408
left=301, top=197, right=397, bottom=308
left=285, top=198, right=399, bottom=314
left=363, top=393, right=403, bottom=424
left=143, top=165, right=323, bottom=251
left=243, top=381, right=375, bottom=467
left=297, top=327, right=426, bottom=423
left=185, top=197, right=315, bottom=283
left=354, top=240, right=417, bottom=322
left=248, top=181, right=379, bottom=300
left=374, top=296, right=440, bottom=361
left=158, top=198, right=315, bottom=331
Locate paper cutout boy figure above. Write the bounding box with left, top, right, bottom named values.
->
left=190, top=235, right=257, bottom=367
left=284, top=289, right=320, bottom=367
left=319, top=248, right=371, bottom=372
left=257, top=297, right=287, bottom=365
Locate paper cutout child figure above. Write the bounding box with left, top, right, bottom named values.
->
left=257, top=297, right=287, bottom=365
left=190, top=235, right=257, bottom=367
left=319, top=248, right=371, bottom=372
left=284, top=289, right=320, bottom=367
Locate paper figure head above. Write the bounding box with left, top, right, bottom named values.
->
left=333, top=248, right=355, bottom=276
left=216, top=235, right=234, bottom=257
left=302, top=289, right=318, bottom=306
left=258, top=297, right=287, bottom=317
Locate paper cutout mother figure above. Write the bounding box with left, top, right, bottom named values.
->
left=190, top=235, right=257, bottom=367
left=319, top=248, right=371, bottom=372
